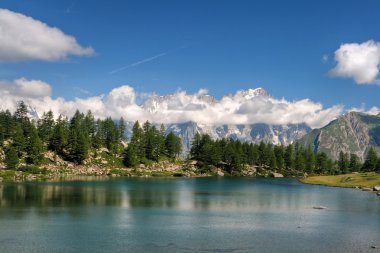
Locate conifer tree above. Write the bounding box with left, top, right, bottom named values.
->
left=129, top=121, right=144, bottom=162
left=190, top=132, right=202, bottom=160
left=5, top=146, right=19, bottom=170
left=67, top=111, right=89, bottom=164
left=274, top=145, right=285, bottom=171
left=26, top=128, right=44, bottom=165
left=284, top=144, right=294, bottom=170
left=349, top=153, right=361, bottom=172
left=49, top=115, right=68, bottom=155
left=315, top=152, right=328, bottom=174
left=304, top=147, right=315, bottom=173
left=118, top=117, right=126, bottom=141
left=38, top=110, right=55, bottom=144
left=165, top=132, right=182, bottom=159
left=338, top=151, right=350, bottom=173
left=362, top=147, right=378, bottom=171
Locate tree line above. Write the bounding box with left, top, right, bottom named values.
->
left=190, top=133, right=380, bottom=175
left=0, top=102, right=182, bottom=170
left=123, top=121, right=182, bottom=167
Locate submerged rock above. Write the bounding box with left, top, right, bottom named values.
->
left=313, top=206, right=327, bottom=210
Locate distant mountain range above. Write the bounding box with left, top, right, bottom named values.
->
left=26, top=88, right=380, bottom=160
left=125, top=88, right=311, bottom=154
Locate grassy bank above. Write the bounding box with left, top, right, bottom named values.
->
left=301, top=172, right=380, bottom=188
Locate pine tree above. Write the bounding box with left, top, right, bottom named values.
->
left=123, top=145, right=139, bottom=167
left=362, top=147, right=378, bottom=172
left=103, top=117, right=119, bottom=153
left=315, top=152, right=328, bottom=174
left=37, top=110, right=55, bottom=144
left=5, top=146, right=19, bottom=170
left=294, top=144, right=305, bottom=171
left=190, top=132, right=202, bottom=160
left=26, top=128, right=44, bottom=165
left=348, top=153, right=361, bottom=172
left=258, top=142, right=268, bottom=166
left=14, top=101, right=28, bottom=123
left=338, top=151, right=350, bottom=173
left=118, top=117, right=126, bottom=141
left=49, top=115, right=68, bottom=155
left=129, top=121, right=144, bottom=162
left=165, top=132, right=182, bottom=159
left=284, top=144, right=294, bottom=170
left=67, top=110, right=89, bottom=164
left=84, top=110, right=96, bottom=147
left=269, top=147, right=277, bottom=169
left=274, top=145, right=285, bottom=171
left=304, top=147, right=315, bottom=173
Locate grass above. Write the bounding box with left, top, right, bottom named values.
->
left=301, top=172, right=380, bottom=188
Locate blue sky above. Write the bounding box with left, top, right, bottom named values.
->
left=0, top=0, right=380, bottom=124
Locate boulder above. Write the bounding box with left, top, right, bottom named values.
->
left=271, top=172, right=284, bottom=178
left=361, top=187, right=373, bottom=191
left=217, top=170, right=224, bottom=177
left=373, top=185, right=380, bottom=191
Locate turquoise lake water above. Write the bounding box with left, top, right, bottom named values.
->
left=0, top=177, right=379, bottom=253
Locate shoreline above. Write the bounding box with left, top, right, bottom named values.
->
left=300, top=172, right=380, bottom=195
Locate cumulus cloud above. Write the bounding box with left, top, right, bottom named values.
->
left=330, top=40, right=380, bottom=85
left=0, top=8, right=94, bottom=62
left=0, top=79, right=345, bottom=128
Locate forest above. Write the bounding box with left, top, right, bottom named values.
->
left=1, top=101, right=380, bottom=176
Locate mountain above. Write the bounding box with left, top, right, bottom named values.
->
left=298, top=111, right=380, bottom=161
left=164, top=122, right=311, bottom=153
left=131, top=88, right=311, bottom=153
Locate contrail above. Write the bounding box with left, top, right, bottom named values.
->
left=109, top=44, right=193, bottom=74
left=109, top=52, right=168, bottom=74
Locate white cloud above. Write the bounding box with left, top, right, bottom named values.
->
left=0, top=8, right=94, bottom=62
left=330, top=40, right=380, bottom=85
left=349, top=104, right=380, bottom=115
left=0, top=80, right=345, bottom=129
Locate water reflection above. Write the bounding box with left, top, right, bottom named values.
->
left=0, top=178, right=379, bottom=215
left=0, top=178, right=379, bottom=253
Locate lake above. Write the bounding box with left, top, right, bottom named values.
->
left=0, top=177, right=379, bottom=253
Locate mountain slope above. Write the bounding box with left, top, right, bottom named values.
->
left=298, top=112, right=380, bottom=161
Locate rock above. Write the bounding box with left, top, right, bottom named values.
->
left=377, top=192, right=380, bottom=196
left=313, top=206, right=327, bottom=210
left=361, top=187, right=373, bottom=191
left=373, top=185, right=380, bottom=191
left=371, top=245, right=380, bottom=249
left=139, top=164, right=145, bottom=169
left=271, top=172, right=284, bottom=178
left=217, top=170, right=224, bottom=177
